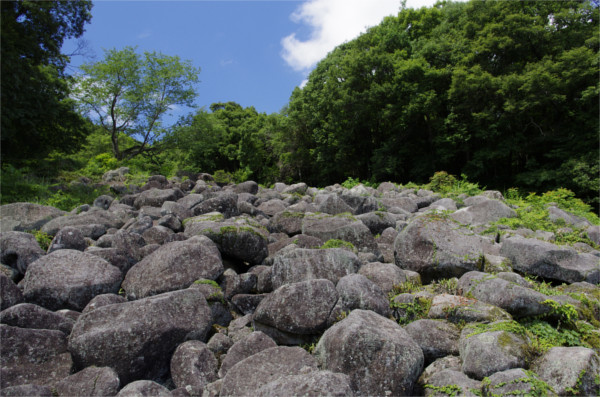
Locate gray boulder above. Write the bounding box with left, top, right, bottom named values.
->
left=0, top=324, right=73, bottom=389
left=358, top=261, right=416, bottom=295
left=253, top=279, right=338, bottom=344
left=302, top=212, right=377, bottom=251
left=423, top=369, right=481, bottom=397
left=315, top=193, right=355, bottom=215
left=232, top=180, right=259, bottom=195
left=379, top=197, right=418, bottom=213
left=0, top=274, right=23, bottom=311
left=192, top=192, right=239, bottom=218
left=334, top=273, right=391, bottom=317
left=93, top=195, right=114, bottom=210
left=394, top=212, right=496, bottom=283
left=68, top=289, right=213, bottom=384
left=282, top=182, right=308, bottom=195
left=0, top=384, right=53, bottom=397
left=220, top=346, right=318, bottom=397
left=404, top=319, right=460, bottom=363
left=356, top=211, right=397, bottom=235
left=82, top=293, right=126, bottom=314
left=500, top=237, right=600, bottom=284
left=459, top=322, right=530, bottom=380
left=0, top=231, right=45, bottom=275
left=255, top=370, right=355, bottom=397
left=184, top=216, right=268, bottom=265
left=218, top=331, right=277, bottom=378
left=416, top=356, right=463, bottom=395
left=122, top=235, right=223, bottom=300
left=141, top=225, right=174, bottom=245
left=47, top=226, right=87, bottom=252
left=170, top=340, right=218, bottom=395
left=483, top=368, right=555, bottom=397
left=268, top=211, right=305, bottom=235
left=457, top=271, right=550, bottom=318
left=41, top=208, right=125, bottom=236
left=314, top=309, right=424, bottom=396
left=428, top=293, right=512, bottom=324
left=532, top=346, right=599, bottom=396
left=133, top=188, right=183, bottom=209
left=257, top=198, right=287, bottom=216
left=450, top=197, right=516, bottom=226
left=22, top=249, right=122, bottom=311
left=548, top=206, right=591, bottom=228
left=55, top=366, right=120, bottom=397
left=0, top=303, right=74, bottom=335
left=116, top=380, right=171, bottom=397
left=0, top=202, right=65, bottom=232
left=270, top=247, right=361, bottom=289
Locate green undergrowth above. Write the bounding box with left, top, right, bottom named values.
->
left=29, top=230, right=52, bottom=251
left=487, top=187, right=599, bottom=248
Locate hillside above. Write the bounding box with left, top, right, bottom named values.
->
left=1, top=171, right=599, bottom=395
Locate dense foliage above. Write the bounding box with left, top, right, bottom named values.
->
left=280, top=0, right=598, bottom=205
left=1, top=0, right=92, bottom=164
left=73, top=46, right=201, bottom=160
left=1, top=0, right=598, bottom=211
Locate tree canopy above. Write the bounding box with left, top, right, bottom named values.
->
left=73, top=46, right=201, bottom=160
left=279, top=0, right=598, bottom=204
left=1, top=0, right=93, bottom=164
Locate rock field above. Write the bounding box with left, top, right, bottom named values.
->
left=0, top=172, right=598, bottom=396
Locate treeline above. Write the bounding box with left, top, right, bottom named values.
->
left=2, top=0, right=598, bottom=209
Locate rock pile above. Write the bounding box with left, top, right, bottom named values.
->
left=0, top=172, right=599, bottom=396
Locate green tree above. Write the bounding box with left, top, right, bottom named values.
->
left=284, top=0, right=598, bottom=205
left=73, top=46, right=201, bottom=160
left=1, top=0, right=93, bottom=164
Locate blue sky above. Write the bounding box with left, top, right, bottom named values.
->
left=63, top=0, right=445, bottom=118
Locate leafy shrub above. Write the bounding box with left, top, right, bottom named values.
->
left=213, top=170, right=233, bottom=186
left=427, top=171, right=457, bottom=193
left=29, top=230, right=52, bottom=251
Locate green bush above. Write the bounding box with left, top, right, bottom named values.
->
left=319, top=239, right=357, bottom=251
left=213, top=170, right=234, bottom=186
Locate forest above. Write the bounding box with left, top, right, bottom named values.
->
left=1, top=0, right=598, bottom=210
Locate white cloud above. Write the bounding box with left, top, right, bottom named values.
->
left=281, top=0, right=457, bottom=74
left=137, top=29, right=152, bottom=39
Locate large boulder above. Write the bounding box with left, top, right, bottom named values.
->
left=115, top=380, right=171, bottom=397
left=192, top=192, right=239, bottom=218
left=357, top=262, right=416, bottom=295
left=0, top=231, right=45, bottom=275
left=500, top=237, right=600, bottom=284
left=0, top=303, right=74, bottom=335
left=457, top=271, right=551, bottom=318
left=255, top=371, right=355, bottom=397
left=41, top=208, right=125, bottom=236
left=532, top=346, right=599, bottom=396
left=483, top=368, right=554, bottom=397
left=0, top=203, right=65, bottom=232
left=68, top=289, right=213, bottom=385
left=170, top=340, right=218, bottom=396
left=356, top=211, right=397, bottom=235
left=47, top=226, right=87, bottom=253
left=395, top=212, right=497, bottom=283
left=450, top=197, right=516, bottom=226
left=334, top=273, right=391, bottom=318
left=548, top=206, right=592, bottom=228
left=0, top=324, right=73, bottom=389
left=314, top=309, right=424, bottom=396
left=422, top=369, right=481, bottom=397
left=55, top=366, right=120, bottom=397
left=459, top=322, right=530, bottom=380
left=253, top=279, right=338, bottom=344
left=121, top=235, right=223, bottom=300
left=22, top=249, right=122, bottom=311
left=184, top=216, right=268, bottom=265
left=218, top=331, right=277, bottom=378
left=268, top=211, right=305, bottom=235
left=315, top=193, right=355, bottom=215
left=133, top=188, right=183, bottom=209
left=404, top=319, right=460, bottom=363
left=428, top=293, right=512, bottom=324
left=220, top=346, right=318, bottom=397
left=270, top=247, right=361, bottom=289
left=0, top=384, right=54, bottom=396
left=302, top=212, right=377, bottom=251
left=0, top=274, right=24, bottom=311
